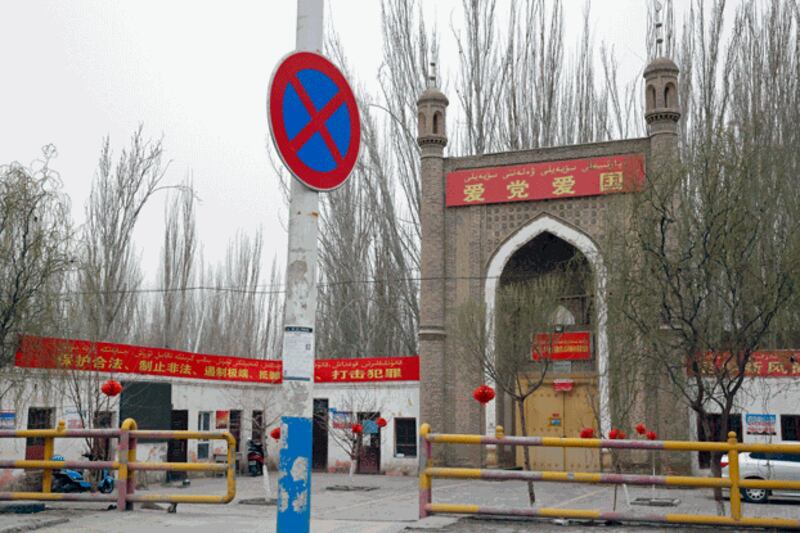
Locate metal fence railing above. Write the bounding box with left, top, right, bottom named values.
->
left=0, top=418, right=236, bottom=511
left=419, top=422, right=800, bottom=529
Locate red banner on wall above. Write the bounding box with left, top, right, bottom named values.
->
left=15, top=336, right=283, bottom=384
left=694, top=351, right=800, bottom=378
left=446, top=153, right=645, bottom=207
left=15, top=336, right=420, bottom=384
left=533, top=331, right=592, bottom=360
left=314, top=356, right=419, bottom=383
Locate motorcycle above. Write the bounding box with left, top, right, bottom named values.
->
left=51, top=453, right=115, bottom=493
left=247, top=439, right=265, bottom=476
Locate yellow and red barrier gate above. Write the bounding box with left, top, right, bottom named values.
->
left=0, top=418, right=235, bottom=511
left=419, top=423, right=800, bottom=529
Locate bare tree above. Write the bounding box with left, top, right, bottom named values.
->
left=609, top=125, right=800, bottom=502
left=0, top=146, right=73, bottom=402
left=60, top=127, right=177, bottom=449
left=157, top=182, right=197, bottom=350
left=76, top=126, right=172, bottom=343
left=453, top=273, right=577, bottom=504
left=318, top=389, right=384, bottom=479
left=194, top=230, right=281, bottom=359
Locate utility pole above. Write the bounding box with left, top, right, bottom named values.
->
left=276, top=1, right=323, bottom=531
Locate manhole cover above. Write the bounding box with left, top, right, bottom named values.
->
left=630, top=497, right=681, bottom=507
left=325, top=485, right=379, bottom=492
left=239, top=497, right=277, bottom=506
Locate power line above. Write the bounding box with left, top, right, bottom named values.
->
left=50, top=273, right=525, bottom=297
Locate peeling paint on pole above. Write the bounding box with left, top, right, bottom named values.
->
left=276, top=417, right=312, bottom=528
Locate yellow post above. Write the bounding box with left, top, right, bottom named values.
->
left=42, top=420, right=65, bottom=493
left=225, top=433, right=236, bottom=502
left=727, top=431, right=742, bottom=521
left=419, top=423, right=432, bottom=518
left=122, top=418, right=138, bottom=511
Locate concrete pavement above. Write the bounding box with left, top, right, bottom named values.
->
left=2, top=472, right=799, bottom=532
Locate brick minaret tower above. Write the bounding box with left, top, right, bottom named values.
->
left=417, top=66, right=448, bottom=445
left=644, top=56, right=681, bottom=159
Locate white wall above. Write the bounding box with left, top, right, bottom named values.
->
left=0, top=370, right=419, bottom=489
left=314, top=382, right=420, bottom=475
left=691, top=377, right=800, bottom=473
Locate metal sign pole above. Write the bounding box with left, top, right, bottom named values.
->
left=276, top=1, right=323, bottom=531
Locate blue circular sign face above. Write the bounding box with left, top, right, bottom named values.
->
left=268, top=51, right=361, bottom=191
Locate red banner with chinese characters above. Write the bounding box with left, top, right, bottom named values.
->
left=693, top=351, right=800, bottom=377
left=15, top=336, right=421, bottom=384
left=314, top=356, right=420, bottom=383
left=14, top=336, right=283, bottom=384
left=446, top=153, right=645, bottom=207
left=533, top=331, right=592, bottom=360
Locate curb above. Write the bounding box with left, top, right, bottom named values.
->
left=0, top=517, right=70, bottom=533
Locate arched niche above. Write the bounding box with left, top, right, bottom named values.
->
left=484, top=215, right=610, bottom=438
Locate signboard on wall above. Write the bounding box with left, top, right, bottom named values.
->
left=533, top=332, right=592, bottom=360
left=746, top=414, right=777, bottom=436
left=330, top=410, right=351, bottom=429
left=314, top=356, right=420, bottom=383
left=552, top=379, right=575, bottom=392
left=693, top=351, right=800, bottom=378
left=446, top=153, right=645, bottom=207
left=0, top=411, right=15, bottom=429
left=215, top=410, right=230, bottom=430
left=64, top=407, right=84, bottom=429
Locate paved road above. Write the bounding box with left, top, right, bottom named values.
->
left=2, top=472, right=799, bottom=532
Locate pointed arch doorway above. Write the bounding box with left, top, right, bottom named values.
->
left=484, top=215, right=609, bottom=471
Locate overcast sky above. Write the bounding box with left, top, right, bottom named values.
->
left=0, top=0, right=654, bottom=286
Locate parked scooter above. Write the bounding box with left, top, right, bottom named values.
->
left=51, top=453, right=115, bottom=493
left=247, top=439, right=264, bottom=476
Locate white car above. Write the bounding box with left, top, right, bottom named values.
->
left=721, top=452, right=800, bottom=503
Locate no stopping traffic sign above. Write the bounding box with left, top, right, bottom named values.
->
left=268, top=51, right=361, bottom=192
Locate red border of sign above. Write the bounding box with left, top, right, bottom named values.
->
left=268, top=51, right=361, bottom=192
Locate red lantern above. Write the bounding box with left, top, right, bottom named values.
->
left=376, top=417, right=387, bottom=428
left=646, top=431, right=657, bottom=441
left=472, top=385, right=496, bottom=404
left=270, top=427, right=281, bottom=441
left=351, top=423, right=363, bottom=434
left=101, top=379, right=122, bottom=397
left=608, top=428, right=619, bottom=439
left=617, top=431, right=627, bottom=440
left=579, top=427, right=594, bottom=439
left=635, top=423, right=647, bottom=435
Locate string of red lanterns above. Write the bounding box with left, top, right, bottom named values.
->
left=579, top=423, right=657, bottom=440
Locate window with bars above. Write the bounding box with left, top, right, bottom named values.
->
left=781, top=415, right=800, bottom=441
left=697, top=413, right=742, bottom=469
left=395, top=418, right=417, bottom=458
left=197, top=411, right=212, bottom=460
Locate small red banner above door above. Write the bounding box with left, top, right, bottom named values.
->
left=533, top=331, right=592, bottom=361
left=446, top=153, right=645, bottom=207
left=552, top=379, right=575, bottom=392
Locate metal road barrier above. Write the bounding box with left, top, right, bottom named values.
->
left=0, top=418, right=236, bottom=511
left=418, top=423, right=800, bottom=529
